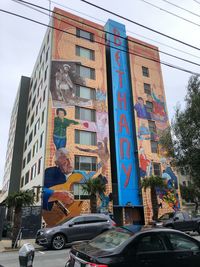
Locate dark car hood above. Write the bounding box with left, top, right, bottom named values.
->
left=72, top=241, right=116, bottom=258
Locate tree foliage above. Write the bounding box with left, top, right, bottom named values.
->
left=172, top=75, right=200, bottom=186
left=82, top=175, right=106, bottom=213
left=141, top=176, right=166, bottom=221
left=6, top=190, right=35, bottom=248
left=180, top=183, right=200, bottom=212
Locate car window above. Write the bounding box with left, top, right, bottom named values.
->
left=89, top=228, right=133, bottom=251
left=175, top=213, right=184, bottom=220
left=167, top=233, right=200, bottom=251
left=136, top=234, right=165, bottom=252
left=73, top=217, right=85, bottom=225
left=159, top=213, right=174, bottom=220
left=84, top=216, right=108, bottom=223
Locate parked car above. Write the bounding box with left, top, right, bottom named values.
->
left=154, top=211, right=200, bottom=234
left=36, top=214, right=116, bottom=250
left=65, top=225, right=200, bottom=267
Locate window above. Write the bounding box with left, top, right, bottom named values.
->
left=38, top=157, right=42, bottom=175
left=73, top=184, right=89, bottom=200
left=144, top=83, right=151, bottom=94
left=142, top=66, right=149, bottom=77
left=28, top=131, right=33, bottom=144
left=26, top=124, right=29, bottom=134
left=30, top=114, right=34, bottom=126
left=75, top=85, right=96, bottom=100
left=153, top=163, right=161, bottom=176
left=174, top=212, right=184, bottom=220
left=151, top=141, right=158, bottom=153
left=30, top=163, right=37, bottom=180
left=75, top=130, right=96, bottom=145
left=40, top=132, right=44, bottom=148
left=76, top=45, right=95, bottom=60
left=43, top=88, right=46, bottom=102
left=34, top=119, right=40, bottom=136
left=27, top=150, right=31, bottom=163
left=76, top=28, right=94, bottom=41
left=32, top=96, right=36, bottom=109
left=44, top=66, right=48, bottom=81
left=73, top=217, right=85, bottom=225
left=22, top=158, right=26, bottom=169
left=146, top=101, right=153, bottom=113
left=46, top=48, right=49, bottom=62
left=75, top=107, right=96, bottom=122
left=148, top=120, right=156, bottom=133
left=42, top=108, right=45, bottom=124
left=32, top=140, right=38, bottom=157
left=77, top=65, right=95, bottom=80
left=167, top=233, right=200, bottom=251
left=136, top=234, right=165, bottom=252
left=20, top=176, right=24, bottom=188
left=148, top=120, right=157, bottom=140
left=25, top=171, right=29, bottom=185
left=24, top=141, right=27, bottom=151
left=75, top=156, right=97, bottom=171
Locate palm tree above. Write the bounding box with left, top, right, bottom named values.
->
left=141, top=175, right=166, bottom=221
left=82, top=176, right=106, bottom=213
left=6, top=190, right=35, bottom=248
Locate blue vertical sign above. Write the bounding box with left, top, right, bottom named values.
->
left=105, top=19, right=141, bottom=206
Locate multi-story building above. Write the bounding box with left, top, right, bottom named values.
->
left=0, top=7, right=181, bottom=228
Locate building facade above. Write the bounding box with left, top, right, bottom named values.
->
left=0, top=8, right=181, bottom=227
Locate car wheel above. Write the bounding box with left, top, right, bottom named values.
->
left=52, top=234, right=66, bottom=250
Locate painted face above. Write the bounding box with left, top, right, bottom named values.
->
left=57, top=154, right=73, bottom=174
left=138, top=99, right=144, bottom=105
left=58, top=111, right=65, bottom=119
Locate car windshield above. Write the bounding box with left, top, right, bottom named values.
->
left=159, top=213, right=174, bottom=221
left=89, top=228, right=133, bottom=251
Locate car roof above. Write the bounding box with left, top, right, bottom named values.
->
left=81, top=213, right=109, bottom=217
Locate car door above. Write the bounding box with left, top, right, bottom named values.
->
left=165, top=232, right=200, bottom=267
left=123, top=233, right=169, bottom=267
left=66, top=216, right=87, bottom=242
left=83, top=216, right=109, bottom=239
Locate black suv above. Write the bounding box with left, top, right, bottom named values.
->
left=36, top=214, right=115, bottom=250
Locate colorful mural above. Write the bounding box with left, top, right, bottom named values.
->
left=42, top=12, right=111, bottom=226
left=128, top=38, right=181, bottom=216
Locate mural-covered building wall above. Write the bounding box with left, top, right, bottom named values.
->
left=42, top=9, right=112, bottom=226
left=128, top=37, right=181, bottom=223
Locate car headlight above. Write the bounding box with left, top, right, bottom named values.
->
left=45, top=229, right=53, bottom=234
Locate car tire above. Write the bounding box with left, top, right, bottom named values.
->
left=51, top=234, right=66, bottom=250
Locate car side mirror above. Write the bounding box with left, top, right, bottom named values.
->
left=68, top=223, right=74, bottom=227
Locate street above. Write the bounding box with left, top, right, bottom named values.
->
left=0, top=235, right=200, bottom=267
left=0, top=248, right=70, bottom=267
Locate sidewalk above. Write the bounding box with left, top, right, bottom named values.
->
left=0, top=238, right=42, bottom=253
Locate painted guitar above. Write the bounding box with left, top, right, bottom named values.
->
left=43, top=162, right=103, bottom=227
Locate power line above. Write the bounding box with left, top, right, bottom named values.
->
left=80, top=0, right=200, bottom=52
left=14, top=0, right=200, bottom=68
left=160, top=0, right=200, bottom=19
left=0, top=8, right=199, bottom=76
left=40, top=0, right=200, bottom=60
left=193, top=0, right=200, bottom=5
left=139, top=0, right=200, bottom=28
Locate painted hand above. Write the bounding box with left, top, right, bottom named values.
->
left=49, top=191, right=74, bottom=206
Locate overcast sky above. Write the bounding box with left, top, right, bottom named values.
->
left=1, top=0, right=200, bottom=188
